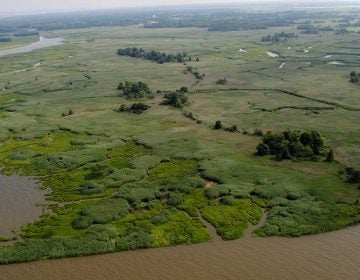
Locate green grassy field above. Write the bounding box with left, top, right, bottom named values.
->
left=0, top=23, right=359, bottom=263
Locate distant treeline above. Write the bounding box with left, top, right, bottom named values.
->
left=117, top=47, right=190, bottom=64
left=261, top=32, right=297, bottom=42
left=14, top=30, right=39, bottom=37
left=0, top=37, right=11, bottom=42
left=0, top=9, right=350, bottom=33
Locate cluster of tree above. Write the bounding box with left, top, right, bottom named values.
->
left=208, top=19, right=292, bottom=31
left=184, top=66, right=204, bottom=82
left=216, top=78, right=227, bottom=85
left=213, top=120, right=237, bottom=133
left=0, top=37, right=11, bottom=42
left=256, top=129, right=332, bottom=161
left=297, top=24, right=319, bottom=34
left=116, top=103, right=150, bottom=114
left=117, top=47, right=190, bottom=64
left=261, top=32, right=297, bottom=42
left=117, top=81, right=151, bottom=98
left=160, top=90, right=188, bottom=108
left=14, top=30, right=39, bottom=37
left=350, top=71, right=360, bottom=83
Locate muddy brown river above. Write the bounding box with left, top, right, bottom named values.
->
left=0, top=175, right=46, bottom=237
left=0, top=224, right=359, bottom=280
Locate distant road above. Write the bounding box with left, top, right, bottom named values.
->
left=0, top=36, right=63, bottom=57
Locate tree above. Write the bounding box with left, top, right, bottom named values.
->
left=213, top=120, right=222, bottom=130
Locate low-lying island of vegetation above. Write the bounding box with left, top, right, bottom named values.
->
left=0, top=4, right=359, bottom=265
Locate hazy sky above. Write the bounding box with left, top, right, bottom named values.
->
left=0, top=0, right=355, bottom=14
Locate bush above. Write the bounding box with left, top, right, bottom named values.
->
left=116, top=231, right=153, bottom=251
left=78, top=182, right=105, bottom=194
left=72, top=216, right=93, bottom=229
left=80, top=199, right=130, bottom=224
left=205, top=187, right=221, bottom=199
left=344, top=167, right=360, bottom=184
left=168, top=192, right=184, bottom=206
left=286, top=192, right=302, bottom=201
left=225, top=125, right=238, bottom=133
left=116, top=103, right=150, bottom=114
left=221, top=196, right=236, bottom=205
left=350, top=71, right=359, bottom=83
left=216, top=78, right=227, bottom=85
left=151, top=210, right=170, bottom=224
left=256, top=143, right=270, bottom=156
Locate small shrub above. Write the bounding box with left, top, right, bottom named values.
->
left=168, top=192, right=184, bottom=206
left=213, top=120, right=222, bottom=130
left=221, top=196, right=236, bottom=205
left=216, top=78, right=227, bottom=85
left=256, top=143, right=270, bottom=156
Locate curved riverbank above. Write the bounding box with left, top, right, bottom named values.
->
left=0, top=225, right=359, bottom=280
left=0, top=36, right=63, bottom=57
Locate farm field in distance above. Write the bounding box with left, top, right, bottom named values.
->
left=0, top=7, right=360, bottom=264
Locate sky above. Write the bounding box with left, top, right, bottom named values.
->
left=0, top=0, right=356, bottom=15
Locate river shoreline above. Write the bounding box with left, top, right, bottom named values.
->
left=0, top=224, right=359, bottom=280
left=0, top=36, right=63, bottom=57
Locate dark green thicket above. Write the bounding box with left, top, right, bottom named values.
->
left=117, top=81, right=151, bottom=98
left=261, top=32, right=297, bottom=42
left=117, top=103, right=150, bottom=114
left=117, top=47, right=190, bottom=64
left=161, top=92, right=188, bottom=108
left=256, top=130, right=330, bottom=160
left=297, top=24, right=319, bottom=34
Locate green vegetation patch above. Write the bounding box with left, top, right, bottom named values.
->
left=201, top=199, right=262, bottom=240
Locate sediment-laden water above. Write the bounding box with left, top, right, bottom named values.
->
left=0, top=225, right=359, bottom=280
left=0, top=175, right=46, bottom=237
